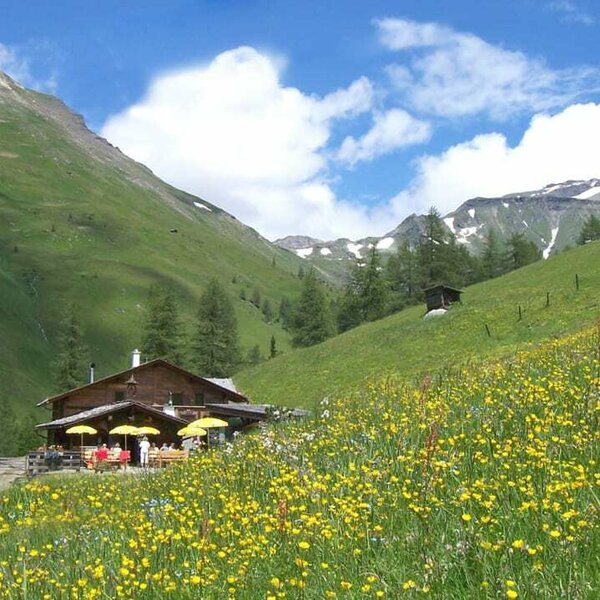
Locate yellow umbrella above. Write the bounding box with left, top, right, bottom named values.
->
left=66, top=425, right=97, bottom=460
left=136, top=426, right=160, bottom=436
left=188, top=417, right=229, bottom=429
left=177, top=425, right=207, bottom=437
left=188, top=417, right=228, bottom=448
left=109, top=424, right=139, bottom=451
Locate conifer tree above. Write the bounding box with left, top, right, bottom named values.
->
left=505, top=233, right=541, bottom=270
left=52, top=305, right=88, bottom=392
left=0, top=404, right=18, bottom=455
left=261, top=298, right=273, bottom=323
left=246, top=344, right=263, bottom=366
left=269, top=335, right=277, bottom=359
left=192, top=278, right=241, bottom=376
left=251, top=288, right=262, bottom=308
left=141, top=286, right=182, bottom=363
left=291, top=270, right=335, bottom=347
left=386, top=241, right=420, bottom=309
left=338, top=248, right=388, bottom=331
left=481, top=228, right=505, bottom=279
left=336, top=287, right=363, bottom=333
left=360, top=248, right=388, bottom=321
left=416, top=207, right=452, bottom=287
left=578, top=214, right=600, bottom=245
left=278, top=298, right=293, bottom=330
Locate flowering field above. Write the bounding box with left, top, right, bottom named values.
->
left=1, top=329, right=599, bottom=599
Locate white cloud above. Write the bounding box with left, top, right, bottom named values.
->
left=375, top=18, right=454, bottom=50
left=337, top=108, right=431, bottom=166
left=102, top=46, right=392, bottom=240
left=0, top=42, right=58, bottom=93
left=548, top=1, right=594, bottom=25
left=375, top=18, right=600, bottom=120
left=387, top=103, right=600, bottom=217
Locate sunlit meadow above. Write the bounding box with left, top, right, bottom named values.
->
left=1, top=327, right=599, bottom=599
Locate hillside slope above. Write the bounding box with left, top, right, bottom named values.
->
left=236, top=241, right=600, bottom=407
left=0, top=72, right=305, bottom=416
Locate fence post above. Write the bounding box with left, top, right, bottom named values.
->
left=485, top=324, right=491, bottom=337
left=546, top=292, right=550, bottom=307
left=518, top=305, right=522, bottom=321
left=575, top=273, right=580, bottom=291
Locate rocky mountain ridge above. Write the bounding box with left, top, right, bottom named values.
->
left=275, top=179, right=600, bottom=267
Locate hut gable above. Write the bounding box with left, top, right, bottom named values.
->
left=38, top=359, right=247, bottom=422
left=423, top=285, right=462, bottom=312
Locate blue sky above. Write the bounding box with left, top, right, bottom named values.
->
left=1, top=0, right=600, bottom=239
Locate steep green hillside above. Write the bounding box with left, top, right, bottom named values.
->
left=236, top=241, right=600, bottom=407
left=0, top=73, right=304, bottom=417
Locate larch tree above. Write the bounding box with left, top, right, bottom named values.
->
left=192, top=278, right=241, bottom=377
left=578, top=214, right=600, bottom=245
left=291, top=270, right=335, bottom=347
left=52, top=305, right=89, bottom=392
left=140, top=285, right=182, bottom=363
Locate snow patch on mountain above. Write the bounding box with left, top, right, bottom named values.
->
left=443, top=217, right=455, bottom=233
left=456, top=225, right=481, bottom=244
left=502, top=202, right=509, bottom=208
left=194, top=201, right=212, bottom=211
left=296, top=247, right=313, bottom=259
left=347, top=243, right=363, bottom=259
left=320, top=247, right=332, bottom=256
left=543, top=227, right=559, bottom=259
left=574, top=186, right=600, bottom=200
left=376, top=237, right=394, bottom=250
left=468, top=208, right=475, bottom=219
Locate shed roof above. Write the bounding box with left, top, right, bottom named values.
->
left=37, top=359, right=247, bottom=407
left=36, top=400, right=188, bottom=430
left=423, top=284, right=463, bottom=294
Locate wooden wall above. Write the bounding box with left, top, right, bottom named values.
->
left=52, top=363, right=238, bottom=420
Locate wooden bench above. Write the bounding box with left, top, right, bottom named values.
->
left=84, top=450, right=131, bottom=472
left=153, top=450, right=189, bottom=468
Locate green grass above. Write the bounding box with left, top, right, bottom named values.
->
left=0, top=84, right=305, bottom=418
left=236, top=241, right=600, bottom=408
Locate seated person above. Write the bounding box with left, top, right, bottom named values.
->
left=111, top=442, right=121, bottom=458
left=159, top=443, right=169, bottom=452
left=119, top=449, right=131, bottom=464
left=95, top=444, right=109, bottom=461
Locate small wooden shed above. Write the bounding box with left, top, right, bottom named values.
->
left=423, top=285, right=462, bottom=312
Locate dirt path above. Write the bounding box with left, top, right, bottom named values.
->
left=0, top=457, right=26, bottom=492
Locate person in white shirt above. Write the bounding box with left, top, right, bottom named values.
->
left=139, top=436, right=150, bottom=468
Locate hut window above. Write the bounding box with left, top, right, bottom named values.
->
left=114, top=391, right=125, bottom=402
left=194, top=391, right=205, bottom=406
left=171, top=392, right=184, bottom=406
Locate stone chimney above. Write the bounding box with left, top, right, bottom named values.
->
left=131, top=349, right=141, bottom=368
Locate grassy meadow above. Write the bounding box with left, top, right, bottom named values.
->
left=237, top=240, right=600, bottom=408
left=0, top=325, right=598, bottom=598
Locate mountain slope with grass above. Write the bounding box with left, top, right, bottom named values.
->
left=0, top=71, right=306, bottom=420
left=236, top=240, right=600, bottom=408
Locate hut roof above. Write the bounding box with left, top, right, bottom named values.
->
left=37, top=359, right=247, bottom=407
left=35, top=400, right=188, bottom=430
left=207, top=403, right=309, bottom=420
